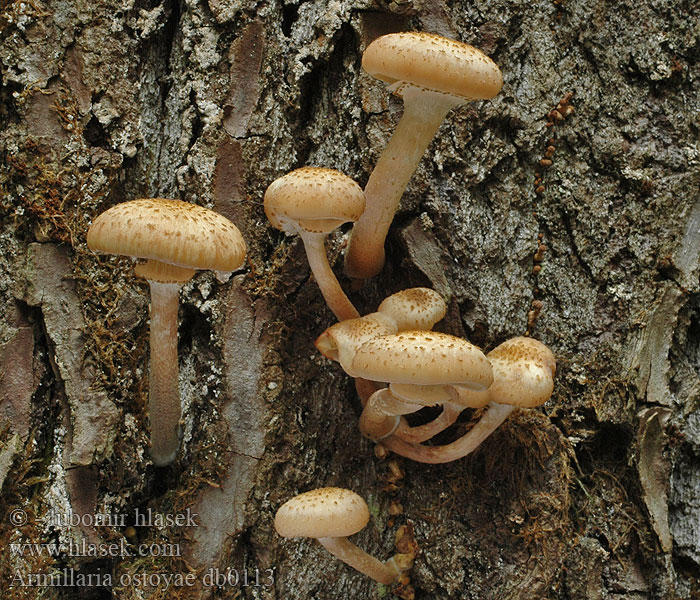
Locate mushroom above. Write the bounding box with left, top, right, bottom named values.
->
left=274, top=487, right=413, bottom=584
left=264, top=167, right=365, bottom=321
left=344, top=32, right=503, bottom=279
left=377, top=287, right=447, bottom=332
left=380, top=337, right=557, bottom=463
left=314, top=289, right=458, bottom=440
left=349, top=331, right=493, bottom=441
left=87, top=198, right=247, bottom=466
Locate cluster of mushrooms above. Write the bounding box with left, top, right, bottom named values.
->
left=87, top=31, right=557, bottom=586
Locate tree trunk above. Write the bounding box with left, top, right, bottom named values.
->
left=1, top=0, right=698, bottom=598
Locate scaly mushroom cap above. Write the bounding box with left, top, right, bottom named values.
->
left=362, top=32, right=503, bottom=101
left=275, top=487, right=370, bottom=539
left=487, top=337, right=556, bottom=408
left=378, top=287, right=447, bottom=331
left=87, top=198, right=247, bottom=272
left=264, top=167, right=365, bottom=234
left=351, top=331, right=493, bottom=389
left=315, top=312, right=398, bottom=374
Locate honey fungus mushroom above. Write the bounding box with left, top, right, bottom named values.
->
left=380, top=337, right=557, bottom=463
left=264, top=167, right=365, bottom=321
left=87, top=198, right=247, bottom=466
left=274, top=487, right=413, bottom=584
left=344, top=32, right=503, bottom=279
left=350, top=331, right=493, bottom=442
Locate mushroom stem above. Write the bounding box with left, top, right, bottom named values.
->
left=359, top=389, right=408, bottom=441
left=380, top=402, right=516, bottom=464
left=345, top=87, right=464, bottom=279
left=300, top=230, right=359, bottom=321
left=147, top=280, right=182, bottom=466
left=393, top=403, right=463, bottom=444
left=316, top=536, right=407, bottom=585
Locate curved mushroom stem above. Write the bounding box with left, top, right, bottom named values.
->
left=147, top=281, right=182, bottom=466
left=299, top=230, right=359, bottom=321
left=316, top=536, right=410, bottom=585
left=379, top=402, right=516, bottom=464
left=359, top=388, right=419, bottom=441
left=345, top=86, right=465, bottom=279
left=393, top=403, right=463, bottom=444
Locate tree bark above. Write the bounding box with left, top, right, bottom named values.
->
left=1, top=0, right=698, bottom=598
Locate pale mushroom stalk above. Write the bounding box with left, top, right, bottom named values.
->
left=345, top=87, right=463, bottom=278
left=356, top=380, right=462, bottom=443
left=147, top=280, right=182, bottom=466
left=316, top=537, right=408, bottom=585
left=393, top=403, right=463, bottom=444
left=359, top=388, right=411, bottom=441
left=380, top=402, right=516, bottom=464
left=299, top=229, right=359, bottom=321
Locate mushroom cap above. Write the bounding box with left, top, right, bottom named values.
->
left=351, top=331, right=493, bottom=389
left=315, top=312, right=398, bottom=374
left=487, top=337, right=556, bottom=408
left=264, top=167, right=365, bottom=234
left=362, top=32, right=503, bottom=101
left=274, top=487, right=370, bottom=539
left=87, top=198, right=247, bottom=272
left=378, top=287, right=447, bottom=331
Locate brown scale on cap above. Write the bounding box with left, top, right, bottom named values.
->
left=362, top=32, right=503, bottom=101
left=87, top=198, right=246, bottom=272
left=351, top=331, right=493, bottom=389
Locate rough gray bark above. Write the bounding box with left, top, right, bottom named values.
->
left=1, top=0, right=698, bottom=599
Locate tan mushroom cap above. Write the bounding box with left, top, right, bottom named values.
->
left=487, top=337, right=556, bottom=408
left=274, top=487, right=370, bottom=539
left=351, top=331, right=493, bottom=389
left=264, top=167, right=365, bottom=234
left=315, top=312, right=398, bottom=374
left=378, top=287, right=447, bottom=331
left=362, top=32, right=503, bottom=101
left=87, top=198, right=247, bottom=272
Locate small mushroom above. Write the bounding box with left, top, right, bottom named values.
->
left=344, top=32, right=502, bottom=279
left=350, top=331, right=493, bottom=441
left=264, top=167, right=365, bottom=321
left=87, top=198, right=246, bottom=466
left=377, top=287, right=447, bottom=331
left=381, top=337, right=557, bottom=463
left=274, top=487, right=413, bottom=584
